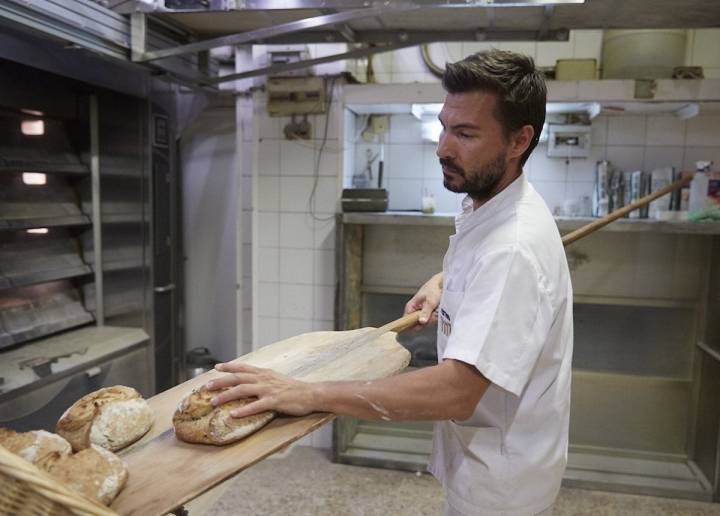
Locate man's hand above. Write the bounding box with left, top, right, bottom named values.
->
left=404, top=272, right=443, bottom=329
left=205, top=363, right=318, bottom=418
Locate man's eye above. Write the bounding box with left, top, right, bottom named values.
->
left=458, top=132, right=471, bottom=139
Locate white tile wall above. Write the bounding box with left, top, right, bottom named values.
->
left=645, top=115, right=686, bottom=146
left=607, top=115, right=646, bottom=146
left=279, top=212, right=315, bottom=248
left=643, top=146, right=685, bottom=172
left=278, top=317, right=314, bottom=340
left=280, top=249, right=314, bottom=284
left=387, top=143, right=425, bottom=178
left=686, top=115, right=720, bottom=146
left=279, top=284, right=314, bottom=319
left=351, top=111, right=720, bottom=216
left=252, top=85, right=342, bottom=428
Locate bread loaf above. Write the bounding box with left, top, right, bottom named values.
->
left=56, top=385, right=154, bottom=452
left=43, top=444, right=128, bottom=506
left=0, top=428, right=72, bottom=467
left=173, top=388, right=275, bottom=445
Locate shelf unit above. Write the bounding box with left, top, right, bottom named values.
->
left=335, top=211, right=720, bottom=502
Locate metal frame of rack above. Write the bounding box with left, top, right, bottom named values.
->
left=335, top=212, right=720, bottom=503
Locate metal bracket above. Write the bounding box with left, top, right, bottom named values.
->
left=130, top=12, right=146, bottom=62
left=136, top=6, right=416, bottom=62
left=206, top=40, right=429, bottom=85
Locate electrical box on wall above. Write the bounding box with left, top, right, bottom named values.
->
left=547, top=124, right=592, bottom=158
left=267, top=77, right=326, bottom=117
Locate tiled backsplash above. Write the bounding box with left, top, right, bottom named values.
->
left=350, top=112, right=720, bottom=215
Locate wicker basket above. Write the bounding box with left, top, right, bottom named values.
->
left=0, top=444, right=117, bottom=516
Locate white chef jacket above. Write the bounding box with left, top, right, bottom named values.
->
left=428, top=174, right=573, bottom=516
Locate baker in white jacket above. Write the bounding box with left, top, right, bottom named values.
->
left=207, top=49, right=573, bottom=516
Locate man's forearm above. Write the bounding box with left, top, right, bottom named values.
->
left=310, top=359, right=488, bottom=422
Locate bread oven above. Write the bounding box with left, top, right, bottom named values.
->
left=0, top=57, right=179, bottom=432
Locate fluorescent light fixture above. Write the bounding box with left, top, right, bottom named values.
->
left=675, top=103, right=699, bottom=120
left=422, top=119, right=443, bottom=143
left=21, top=119, right=44, bottom=136
left=27, top=228, right=49, bottom=234
left=547, top=102, right=601, bottom=119
left=22, top=172, right=47, bottom=185
left=479, top=0, right=584, bottom=4
left=411, top=103, right=443, bottom=120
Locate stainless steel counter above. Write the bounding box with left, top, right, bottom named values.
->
left=342, top=211, right=720, bottom=235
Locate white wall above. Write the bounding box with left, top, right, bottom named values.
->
left=349, top=110, right=720, bottom=216
left=252, top=88, right=342, bottom=449
left=181, top=106, right=241, bottom=363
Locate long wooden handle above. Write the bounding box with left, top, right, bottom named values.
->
left=561, top=175, right=691, bottom=246
left=376, top=311, right=421, bottom=334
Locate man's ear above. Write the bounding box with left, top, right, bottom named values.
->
left=509, top=125, right=535, bottom=161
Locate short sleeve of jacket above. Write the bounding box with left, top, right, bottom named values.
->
left=442, top=246, right=554, bottom=397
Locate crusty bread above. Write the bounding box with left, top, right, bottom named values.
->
left=173, top=388, right=275, bottom=445
left=56, top=385, right=154, bottom=452
left=0, top=428, right=72, bottom=467
left=43, top=444, right=128, bottom=506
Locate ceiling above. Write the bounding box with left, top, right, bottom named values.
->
left=154, top=0, right=720, bottom=44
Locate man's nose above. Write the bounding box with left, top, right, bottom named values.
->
left=436, top=131, right=452, bottom=160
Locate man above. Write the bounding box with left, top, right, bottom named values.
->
left=207, top=49, right=573, bottom=516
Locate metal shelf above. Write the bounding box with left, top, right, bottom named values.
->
left=573, top=295, right=697, bottom=309
left=0, top=265, right=93, bottom=291
left=0, top=164, right=89, bottom=175
left=0, top=215, right=91, bottom=231
left=342, top=211, right=720, bottom=235
left=565, top=448, right=712, bottom=502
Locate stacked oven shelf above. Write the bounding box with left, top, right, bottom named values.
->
left=0, top=102, right=150, bottom=432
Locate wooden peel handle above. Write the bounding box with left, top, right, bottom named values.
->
left=561, top=175, right=692, bottom=247
left=377, top=311, right=421, bottom=334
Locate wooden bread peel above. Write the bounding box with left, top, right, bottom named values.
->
left=111, top=178, right=687, bottom=515
left=111, top=315, right=418, bottom=516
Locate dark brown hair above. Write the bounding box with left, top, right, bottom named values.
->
left=442, top=49, right=546, bottom=166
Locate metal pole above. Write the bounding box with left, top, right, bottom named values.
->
left=206, top=41, right=425, bottom=84
left=90, top=95, right=104, bottom=326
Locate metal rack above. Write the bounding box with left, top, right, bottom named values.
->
left=336, top=211, right=720, bottom=502
left=0, top=61, right=153, bottom=431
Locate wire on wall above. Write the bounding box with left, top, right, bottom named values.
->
left=308, top=76, right=339, bottom=222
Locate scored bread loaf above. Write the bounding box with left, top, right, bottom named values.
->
left=43, top=444, right=129, bottom=506
left=0, top=427, right=72, bottom=468
left=56, top=385, right=154, bottom=452
left=173, top=388, right=275, bottom=445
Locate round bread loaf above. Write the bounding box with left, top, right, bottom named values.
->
left=0, top=428, right=72, bottom=467
left=173, top=388, right=275, bottom=445
left=56, top=385, right=154, bottom=452
left=43, top=444, right=129, bottom=506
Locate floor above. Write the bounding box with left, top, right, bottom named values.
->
left=194, top=446, right=720, bottom=516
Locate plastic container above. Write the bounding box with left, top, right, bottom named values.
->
left=602, top=30, right=687, bottom=79
left=689, top=161, right=713, bottom=214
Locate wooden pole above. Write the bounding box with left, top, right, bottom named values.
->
left=561, top=175, right=692, bottom=247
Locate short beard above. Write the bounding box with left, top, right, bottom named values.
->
left=441, top=151, right=507, bottom=201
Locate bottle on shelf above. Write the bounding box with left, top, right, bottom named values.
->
left=688, top=160, right=712, bottom=215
